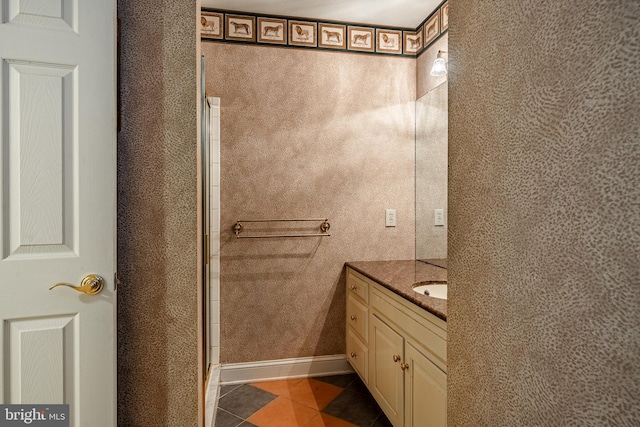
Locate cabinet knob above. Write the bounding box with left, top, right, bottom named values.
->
left=350, top=352, right=357, bottom=358
left=393, top=355, right=401, bottom=363
left=351, top=285, right=357, bottom=291
left=400, top=362, right=410, bottom=371
left=350, top=315, right=357, bottom=321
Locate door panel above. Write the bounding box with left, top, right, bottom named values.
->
left=0, top=0, right=116, bottom=425
left=4, top=60, right=77, bottom=258
left=6, top=315, right=77, bottom=404
left=5, top=0, right=76, bottom=32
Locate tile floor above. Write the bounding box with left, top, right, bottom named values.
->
left=215, top=373, right=392, bottom=427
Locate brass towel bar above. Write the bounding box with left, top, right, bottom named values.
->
left=233, top=218, right=331, bottom=239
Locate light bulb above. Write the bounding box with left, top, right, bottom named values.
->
left=430, top=57, right=447, bottom=76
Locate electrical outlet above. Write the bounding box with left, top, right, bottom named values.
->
left=385, top=209, right=397, bottom=227
left=434, top=209, right=444, bottom=226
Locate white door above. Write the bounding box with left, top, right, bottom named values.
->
left=0, top=1, right=116, bottom=426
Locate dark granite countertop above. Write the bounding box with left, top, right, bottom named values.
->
left=345, top=260, right=447, bottom=321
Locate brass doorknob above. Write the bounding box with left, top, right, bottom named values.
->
left=400, top=362, right=410, bottom=371
left=350, top=352, right=357, bottom=358
left=393, top=355, right=401, bottom=362
left=350, top=315, right=357, bottom=321
left=50, top=274, right=105, bottom=295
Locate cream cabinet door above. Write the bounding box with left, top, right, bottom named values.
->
left=405, top=342, right=447, bottom=427
left=370, top=314, right=404, bottom=427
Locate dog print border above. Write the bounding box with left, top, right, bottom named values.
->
left=318, top=23, right=346, bottom=50
left=403, top=29, right=423, bottom=55
left=257, top=17, right=287, bottom=44
left=440, top=2, right=449, bottom=31
left=376, top=29, right=402, bottom=54
left=201, top=12, right=223, bottom=40
left=289, top=20, right=317, bottom=47
left=423, top=12, right=440, bottom=46
left=225, top=14, right=256, bottom=42
left=347, top=26, right=374, bottom=52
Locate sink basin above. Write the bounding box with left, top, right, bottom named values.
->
left=413, top=283, right=447, bottom=300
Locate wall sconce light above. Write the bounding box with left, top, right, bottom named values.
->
left=430, top=50, right=448, bottom=76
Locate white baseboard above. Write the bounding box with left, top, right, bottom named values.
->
left=220, top=354, right=354, bottom=385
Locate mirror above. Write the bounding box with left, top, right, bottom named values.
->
left=416, top=82, right=448, bottom=262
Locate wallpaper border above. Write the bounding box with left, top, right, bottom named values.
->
left=201, top=0, right=447, bottom=57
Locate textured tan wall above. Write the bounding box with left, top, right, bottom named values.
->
left=448, top=1, right=640, bottom=425
left=117, top=1, right=200, bottom=425
left=202, top=43, right=416, bottom=363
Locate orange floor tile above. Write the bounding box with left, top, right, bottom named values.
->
left=215, top=374, right=391, bottom=427
left=247, top=396, right=319, bottom=427
left=251, top=379, right=306, bottom=397
left=252, top=378, right=343, bottom=411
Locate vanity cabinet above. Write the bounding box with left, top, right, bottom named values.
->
left=346, top=267, right=447, bottom=427
left=346, top=267, right=370, bottom=382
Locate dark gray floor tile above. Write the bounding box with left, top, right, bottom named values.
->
left=344, top=375, right=371, bottom=396
left=372, top=412, right=393, bottom=427
left=322, top=388, right=382, bottom=427
left=314, top=373, right=358, bottom=388
left=217, top=384, right=276, bottom=419
left=219, top=384, right=241, bottom=398
left=215, top=409, right=244, bottom=427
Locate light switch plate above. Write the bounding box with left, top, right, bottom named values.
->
left=434, top=209, right=444, bottom=226
left=385, top=209, right=397, bottom=227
